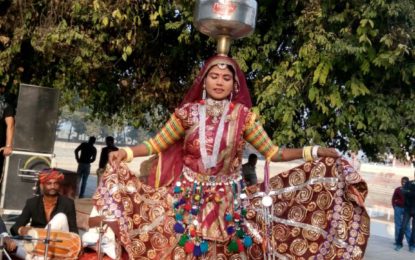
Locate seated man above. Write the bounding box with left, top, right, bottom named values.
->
left=10, top=169, right=78, bottom=258
left=81, top=206, right=119, bottom=259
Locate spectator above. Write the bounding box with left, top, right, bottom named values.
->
left=97, top=136, right=118, bottom=185
left=75, top=136, right=97, bottom=198
left=395, top=172, right=415, bottom=252
left=392, top=177, right=411, bottom=245
left=242, top=153, right=258, bottom=186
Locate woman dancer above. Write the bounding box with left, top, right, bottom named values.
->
left=93, top=55, right=369, bottom=259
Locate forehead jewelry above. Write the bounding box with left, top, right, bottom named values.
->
left=217, top=63, right=227, bottom=69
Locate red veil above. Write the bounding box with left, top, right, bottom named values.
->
left=147, top=55, right=252, bottom=187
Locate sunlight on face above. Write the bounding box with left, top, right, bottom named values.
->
left=205, top=65, right=234, bottom=101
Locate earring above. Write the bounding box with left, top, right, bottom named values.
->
left=202, top=82, right=206, bottom=100
left=234, top=83, right=239, bottom=94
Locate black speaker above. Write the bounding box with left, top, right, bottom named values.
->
left=0, top=153, right=51, bottom=213
left=13, top=84, right=60, bottom=154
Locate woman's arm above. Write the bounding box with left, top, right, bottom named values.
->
left=243, top=113, right=339, bottom=162
left=109, top=113, right=185, bottom=168
left=269, top=147, right=339, bottom=162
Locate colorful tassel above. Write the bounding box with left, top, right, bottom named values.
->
left=237, top=239, right=244, bottom=252
left=236, top=229, right=245, bottom=238
left=243, top=236, right=253, bottom=247
left=174, top=222, right=185, bottom=233
left=227, top=239, right=238, bottom=253
left=193, top=245, right=202, bottom=256
left=175, top=213, right=183, bottom=221
left=184, top=241, right=195, bottom=254
left=178, top=234, right=189, bottom=246
left=226, top=226, right=235, bottom=235
left=200, top=241, right=208, bottom=253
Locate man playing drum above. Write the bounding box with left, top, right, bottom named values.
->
left=10, top=169, right=79, bottom=259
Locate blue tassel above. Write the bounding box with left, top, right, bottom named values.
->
left=200, top=241, right=209, bottom=253
left=191, top=208, right=199, bottom=215
left=225, top=213, right=232, bottom=222
left=174, top=222, right=185, bottom=233
left=193, top=245, right=202, bottom=256
left=174, top=186, right=181, bottom=193
left=226, top=226, right=235, bottom=235
left=243, top=236, right=253, bottom=247
left=175, top=213, right=183, bottom=221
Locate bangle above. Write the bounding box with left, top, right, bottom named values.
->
left=275, top=148, right=283, bottom=161
left=143, top=141, right=153, bottom=156
left=312, top=146, right=320, bottom=160
left=121, top=147, right=134, bottom=163
left=303, top=146, right=313, bottom=161
left=5, top=144, right=11, bottom=148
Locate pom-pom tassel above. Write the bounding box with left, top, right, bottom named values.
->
left=200, top=241, right=209, bottom=253
left=184, top=241, right=195, bottom=254
left=178, top=234, right=189, bottom=246
left=174, top=222, right=185, bottom=233
left=193, top=245, right=202, bottom=256
left=227, top=239, right=239, bottom=253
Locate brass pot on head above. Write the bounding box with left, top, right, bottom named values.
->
left=194, top=0, right=257, bottom=55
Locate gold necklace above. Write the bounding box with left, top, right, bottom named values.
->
left=206, top=99, right=226, bottom=119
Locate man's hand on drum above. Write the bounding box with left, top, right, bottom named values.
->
left=18, top=226, right=31, bottom=236
left=3, top=237, right=17, bottom=252
left=108, top=150, right=127, bottom=170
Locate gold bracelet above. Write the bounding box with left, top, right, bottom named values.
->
left=303, top=146, right=313, bottom=161
left=121, top=147, right=134, bottom=163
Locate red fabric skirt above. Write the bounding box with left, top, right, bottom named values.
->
left=93, top=157, right=369, bottom=259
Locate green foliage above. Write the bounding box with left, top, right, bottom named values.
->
left=1, top=0, right=415, bottom=160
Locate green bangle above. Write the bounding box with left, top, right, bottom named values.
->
left=276, top=148, right=283, bottom=161
left=143, top=141, right=153, bottom=156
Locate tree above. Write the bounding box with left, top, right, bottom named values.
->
left=1, top=0, right=414, bottom=160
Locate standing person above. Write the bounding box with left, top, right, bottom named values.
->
left=97, top=136, right=118, bottom=185
left=0, top=83, right=15, bottom=178
left=395, top=173, right=415, bottom=252
left=75, top=136, right=97, bottom=198
left=241, top=153, right=258, bottom=186
left=392, top=177, right=411, bottom=245
left=94, top=55, right=369, bottom=259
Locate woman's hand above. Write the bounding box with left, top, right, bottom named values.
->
left=317, top=147, right=340, bottom=158
left=108, top=149, right=127, bottom=170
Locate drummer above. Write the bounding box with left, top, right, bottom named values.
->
left=10, top=168, right=78, bottom=258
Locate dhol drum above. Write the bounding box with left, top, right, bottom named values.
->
left=23, top=228, right=81, bottom=259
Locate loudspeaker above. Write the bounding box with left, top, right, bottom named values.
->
left=13, top=84, right=60, bottom=154
left=0, top=153, right=51, bottom=213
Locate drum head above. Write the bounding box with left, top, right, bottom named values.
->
left=23, top=228, right=38, bottom=253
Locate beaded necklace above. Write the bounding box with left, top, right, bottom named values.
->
left=199, top=99, right=230, bottom=169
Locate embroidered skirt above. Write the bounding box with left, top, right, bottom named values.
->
left=93, top=157, right=369, bottom=259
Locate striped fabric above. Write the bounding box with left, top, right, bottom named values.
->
left=148, top=114, right=185, bottom=153
left=244, top=113, right=278, bottom=159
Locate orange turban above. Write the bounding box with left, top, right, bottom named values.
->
left=38, top=169, right=64, bottom=184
